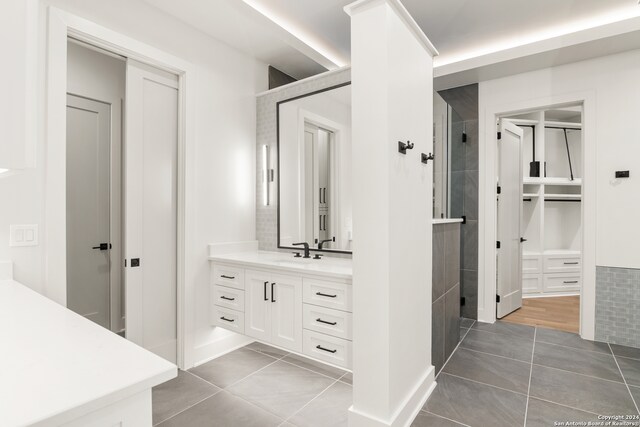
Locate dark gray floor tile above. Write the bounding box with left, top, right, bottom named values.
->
left=412, top=411, right=466, bottom=426
left=281, top=353, right=347, bottom=379
left=443, top=348, right=531, bottom=394
left=460, top=318, right=475, bottom=328
left=245, top=341, right=289, bottom=359
left=460, top=329, right=534, bottom=362
left=433, top=297, right=445, bottom=375
left=226, top=360, right=335, bottom=419
left=423, top=374, right=526, bottom=427
left=459, top=327, right=468, bottom=343
left=157, top=391, right=282, bottom=427
left=472, top=321, right=535, bottom=340
left=339, top=372, right=352, bottom=385
left=189, top=348, right=276, bottom=388
left=630, top=386, right=640, bottom=407
left=525, top=398, right=601, bottom=427
left=152, top=371, right=219, bottom=425
left=444, top=286, right=461, bottom=360
left=617, top=356, right=640, bottom=387
left=289, top=381, right=352, bottom=427
left=612, top=344, right=640, bottom=361
left=533, top=342, right=623, bottom=382
left=536, top=328, right=611, bottom=354
left=529, top=365, right=637, bottom=415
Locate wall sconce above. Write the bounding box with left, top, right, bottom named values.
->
left=262, top=145, right=274, bottom=206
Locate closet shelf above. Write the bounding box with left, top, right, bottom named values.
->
left=523, top=193, right=539, bottom=198
left=523, top=177, right=582, bottom=186
left=544, top=194, right=581, bottom=200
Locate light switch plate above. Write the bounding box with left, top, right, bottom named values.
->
left=10, top=224, right=39, bottom=247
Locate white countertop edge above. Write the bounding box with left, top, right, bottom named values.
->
left=432, top=218, right=464, bottom=224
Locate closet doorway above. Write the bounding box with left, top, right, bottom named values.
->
left=496, top=105, right=583, bottom=333
left=65, top=39, right=179, bottom=362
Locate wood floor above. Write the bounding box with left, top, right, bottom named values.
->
left=501, top=295, right=580, bottom=333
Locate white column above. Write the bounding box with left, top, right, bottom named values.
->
left=345, top=0, right=438, bottom=426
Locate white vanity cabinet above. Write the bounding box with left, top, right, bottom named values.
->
left=209, top=254, right=353, bottom=369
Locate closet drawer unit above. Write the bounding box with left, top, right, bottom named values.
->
left=543, top=255, right=581, bottom=274
left=543, top=273, right=581, bottom=292
left=212, top=285, right=245, bottom=312
left=303, top=279, right=352, bottom=312
left=303, top=304, right=352, bottom=340
left=303, top=330, right=352, bottom=369
left=212, top=306, right=245, bottom=334
left=522, top=274, right=543, bottom=294
left=211, top=264, right=245, bottom=290
left=522, top=255, right=542, bottom=274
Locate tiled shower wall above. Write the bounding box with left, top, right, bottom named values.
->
left=255, top=68, right=351, bottom=253
left=432, top=223, right=461, bottom=374
left=439, top=84, right=479, bottom=319
left=595, top=266, right=640, bottom=348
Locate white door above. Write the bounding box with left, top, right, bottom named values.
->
left=244, top=270, right=272, bottom=342
left=270, top=273, right=303, bottom=352
left=66, top=95, right=111, bottom=329
left=125, top=60, right=178, bottom=363
left=497, top=120, right=524, bottom=318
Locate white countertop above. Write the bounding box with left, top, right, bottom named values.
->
left=432, top=218, right=464, bottom=224
left=209, top=251, right=353, bottom=280
left=0, top=279, right=176, bottom=427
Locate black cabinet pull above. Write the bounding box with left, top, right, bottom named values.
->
left=220, top=296, right=235, bottom=301
left=92, top=243, right=111, bottom=251
left=271, top=282, right=276, bottom=302
left=316, top=318, right=337, bottom=326
left=221, top=275, right=235, bottom=279
left=563, top=280, right=578, bottom=284
left=220, top=316, right=234, bottom=322
left=264, top=281, right=268, bottom=301
left=316, top=345, right=337, bottom=354
left=316, top=292, right=337, bottom=298
left=563, top=262, right=579, bottom=265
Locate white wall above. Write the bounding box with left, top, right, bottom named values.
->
left=0, top=0, right=267, bottom=366
left=480, top=49, right=640, bottom=270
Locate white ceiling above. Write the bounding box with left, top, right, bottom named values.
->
left=142, top=0, right=640, bottom=80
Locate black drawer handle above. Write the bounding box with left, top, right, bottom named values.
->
left=220, top=316, right=235, bottom=322
left=264, top=281, right=268, bottom=301
left=563, top=262, right=579, bottom=265
left=316, top=345, right=337, bottom=354
left=316, top=292, right=337, bottom=298
left=271, top=282, right=276, bottom=302
left=221, top=275, right=235, bottom=279
left=563, top=280, right=578, bottom=284
left=316, top=318, right=337, bottom=326
left=220, top=296, right=235, bottom=301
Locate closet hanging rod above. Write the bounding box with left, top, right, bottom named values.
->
left=544, top=198, right=581, bottom=202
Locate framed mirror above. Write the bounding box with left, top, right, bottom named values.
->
left=277, top=83, right=352, bottom=254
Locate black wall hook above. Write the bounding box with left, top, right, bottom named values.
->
left=398, top=140, right=414, bottom=154
left=421, top=153, right=434, bottom=164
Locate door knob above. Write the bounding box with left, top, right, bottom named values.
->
left=92, top=243, right=111, bottom=250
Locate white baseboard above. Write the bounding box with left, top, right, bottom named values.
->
left=208, top=241, right=258, bottom=256
left=192, top=332, right=253, bottom=368
left=348, top=365, right=436, bottom=427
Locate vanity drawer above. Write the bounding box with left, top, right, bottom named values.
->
left=212, top=306, right=245, bottom=334
left=303, top=304, right=352, bottom=340
left=212, top=264, right=245, bottom=290
left=543, top=273, right=581, bottom=292
left=212, top=285, right=245, bottom=312
left=522, top=274, right=542, bottom=294
left=303, top=279, right=352, bottom=312
left=523, top=255, right=542, bottom=274
left=543, top=255, right=581, bottom=273
left=303, top=330, right=352, bottom=369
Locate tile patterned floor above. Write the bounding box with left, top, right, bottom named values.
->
left=152, top=322, right=640, bottom=426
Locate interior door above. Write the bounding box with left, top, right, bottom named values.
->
left=244, top=270, right=272, bottom=341
left=497, top=120, right=524, bottom=318
left=270, top=273, right=303, bottom=352
left=125, top=60, right=178, bottom=363
left=66, top=94, right=111, bottom=329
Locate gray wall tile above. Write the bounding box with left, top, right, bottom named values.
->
left=432, top=225, right=445, bottom=302
left=461, top=269, right=478, bottom=320
left=444, top=224, right=460, bottom=292
left=445, top=284, right=461, bottom=360
left=432, top=296, right=445, bottom=375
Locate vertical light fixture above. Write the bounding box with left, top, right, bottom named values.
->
left=262, top=144, right=271, bottom=206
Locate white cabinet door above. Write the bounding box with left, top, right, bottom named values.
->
left=270, top=273, right=303, bottom=352
left=244, top=270, right=272, bottom=341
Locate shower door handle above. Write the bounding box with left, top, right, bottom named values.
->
left=92, top=243, right=111, bottom=250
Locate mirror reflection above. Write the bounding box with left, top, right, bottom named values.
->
left=278, top=84, right=352, bottom=253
